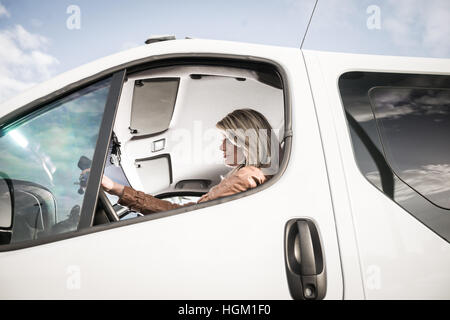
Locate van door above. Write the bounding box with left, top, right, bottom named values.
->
left=0, top=43, right=343, bottom=299
left=304, top=50, right=450, bottom=299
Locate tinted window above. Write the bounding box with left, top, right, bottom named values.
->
left=339, top=72, right=450, bottom=242
left=0, top=79, right=111, bottom=244
left=369, top=87, right=450, bottom=209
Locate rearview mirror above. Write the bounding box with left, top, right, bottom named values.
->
left=0, top=173, right=13, bottom=229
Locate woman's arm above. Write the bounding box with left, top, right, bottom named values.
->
left=101, top=165, right=265, bottom=215
left=118, top=185, right=191, bottom=214
left=198, top=166, right=266, bottom=202
left=102, top=175, right=195, bottom=215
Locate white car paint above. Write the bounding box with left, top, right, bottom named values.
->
left=303, top=50, right=450, bottom=299
left=0, top=38, right=449, bottom=299
left=0, top=39, right=343, bottom=299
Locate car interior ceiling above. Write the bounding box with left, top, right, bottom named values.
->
left=94, top=63, right=286, bottom=225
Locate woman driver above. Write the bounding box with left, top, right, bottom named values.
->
left=102, top=108, right=277, bottom=214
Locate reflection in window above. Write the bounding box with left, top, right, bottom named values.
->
left=369, top=87, right=450, bottom=209
left=339, top=71, right=450, bottom=242
left=0, top=79, right=111, bottom=244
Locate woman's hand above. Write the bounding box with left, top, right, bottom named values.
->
left=81, top=169, right=124, bottom=197
left=101, top=174, right=115, bottom=192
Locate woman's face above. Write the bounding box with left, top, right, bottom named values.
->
left=220, top=136, right=245, bottom=167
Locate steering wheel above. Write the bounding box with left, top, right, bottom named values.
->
left=77, top=156, right=120, bottom=223
left=0, top=171, right=14, bottom=221
left=0, top=172, right=14, bottom=245
left=98, top=189, right=120, bottom=222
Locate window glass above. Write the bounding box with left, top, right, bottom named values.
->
left=369, top=87, right=450, bottom=209
left=339, top=72, right=450, bottom=242
left=0, top=79, right=111, bottom=244
left=130, top=78, right=180, bottom=136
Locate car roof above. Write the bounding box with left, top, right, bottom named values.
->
left=0, top=38, right=297, bottom=119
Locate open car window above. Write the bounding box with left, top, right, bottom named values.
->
left=102, top=63, right=285, bottom=221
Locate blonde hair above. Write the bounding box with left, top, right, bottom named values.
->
left=216, top=108, right=277, bottom=176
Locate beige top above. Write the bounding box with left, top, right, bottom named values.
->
left=118, top=166, right=267, bottom=215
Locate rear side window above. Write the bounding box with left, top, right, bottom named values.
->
left=339, top=72, right=450, bottom=242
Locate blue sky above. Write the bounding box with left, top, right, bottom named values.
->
left=0, top=0, right=449, bottom=104
left=0, top=0, right=316, bottom=103
left=303, top=0, right=450, bottom=58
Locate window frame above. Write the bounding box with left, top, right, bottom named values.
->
left=77, top=70, right=127, bottom=229
left=0, top=54, right=292, bottom=252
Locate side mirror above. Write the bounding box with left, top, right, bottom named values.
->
left=0, top=174, right=13, bottom=229
left=0, top=173, right=13, bottom=245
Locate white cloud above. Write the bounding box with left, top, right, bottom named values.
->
left=422, top=1, right=450, bottom=57
left=0, top=24, right=59, bottom=103
left=0, top=2, right=10, bottom=18
left=9, top=24, right=49, bottom=50
left=0, top=76, right=35, bottom=105
left=385, top=0, right=450, bottom=57
left=367, top=164, right=450, bottom=207
left=351, top=87, right=450, bottom=122
left=305, top=0, right=450, bottom=58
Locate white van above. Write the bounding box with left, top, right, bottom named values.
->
left=0, top=36, right=449, bottom=300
